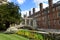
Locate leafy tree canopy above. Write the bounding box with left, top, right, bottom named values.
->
left=0, top=2, right=22, bottom=30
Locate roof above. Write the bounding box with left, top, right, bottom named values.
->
left=28, top=11, right=40, bottom=18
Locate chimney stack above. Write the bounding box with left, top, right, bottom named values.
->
left=48, top=0, right=53, bottom=28
left=33, top=8, right=35, bottom=14
left=39, top=3, right=43, bottom=14
left=48, top=0, right=53, bottom=13
left=29, top=11, right=31, bottom=16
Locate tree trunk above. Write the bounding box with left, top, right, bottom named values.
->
left=5, top=21, right=10, bottom=30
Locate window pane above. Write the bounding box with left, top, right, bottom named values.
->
left=58, top=13, right=60, bottom=16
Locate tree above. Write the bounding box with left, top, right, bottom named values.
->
left=0, top=2, right=21, bottom=30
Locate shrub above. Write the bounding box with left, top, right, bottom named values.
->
left=16, top=29, right=43, bottom=40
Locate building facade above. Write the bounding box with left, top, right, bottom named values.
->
left=28, top=0, right=60, bottom=29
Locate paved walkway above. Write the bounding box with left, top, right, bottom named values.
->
left=37, top=29, right=60, bottom=34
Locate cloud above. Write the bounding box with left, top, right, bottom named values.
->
left=34, top=0, right=48, bottom=6
left=53, top=0, right=60, bottom=3
left=17, top=0, right=26, bottom=5
left=7, top=0, right=26, bottom=5
left=43, top=3, right=48, bottom=8
left=34, top=0, right=59, bottom=8
left=7, top=0, right=11, bottom=2
left=21, top=10, right=29, bottom=17
left=35, top=7, right=39, bottom=12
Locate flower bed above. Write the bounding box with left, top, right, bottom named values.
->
left=16, top=29, right=43, bottom=40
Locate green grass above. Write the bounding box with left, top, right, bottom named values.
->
left=0, top=33, right=29, bottom=40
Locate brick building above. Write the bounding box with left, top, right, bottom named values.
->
left=28, top=0, right=60, bottom=29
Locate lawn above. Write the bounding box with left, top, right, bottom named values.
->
left=0, top=33, right=29, bottom=40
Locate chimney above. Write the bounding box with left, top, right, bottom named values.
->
left=48, top=0, right=53, bottom=13
left=33, top=8, right=35, bottom=14
left=48, top=0, right=53, bottom=28
left=39, top=3, right=43, bottom=14
left=29, top=11, right=31, bottom=16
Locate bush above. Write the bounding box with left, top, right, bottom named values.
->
left=0, top=24, right=6, bottom=30
left=16, top=29, right=43, bottom=40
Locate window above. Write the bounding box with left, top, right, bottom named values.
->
left=44, top=21, right=47, bottom=24
left=59, top=20, right=60, bottom=24
left=58, top=12, right=60, bottom=17
left=48, top=10, right=49, bottom=13
left=48, top=15, right=50, bottom=21
left=54, top=20, right=56, bottom=24
left=42, top=17, right=44, bottom=20
left=44, top=16, right=47, bottom=24
left=27, top=20, right=29, bottom=25
left=31, top=20, right=33, bottom=26
left=48, top=21, right=50, bottom=25
left=53, top=13, right=56, bottom=19
left=52, top=8, right=55, bottom=12
left=44, top=11, right=47, bottom=14
left=48, top=21, right=50, bottom=28
left=45, top=16, right=47, bottom=20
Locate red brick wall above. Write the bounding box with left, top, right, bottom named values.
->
left=28, top=0, right=60, bottom=29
